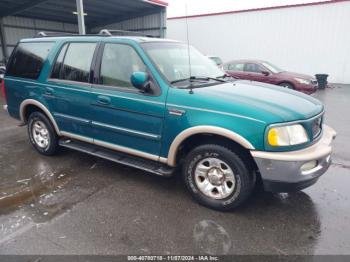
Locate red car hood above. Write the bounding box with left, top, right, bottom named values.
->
left=277, top=71, right=315, bottom=80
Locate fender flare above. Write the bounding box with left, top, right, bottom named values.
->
left=20, top=99, right=61, bottom=136
left=166, top=125, right=255, bottom=166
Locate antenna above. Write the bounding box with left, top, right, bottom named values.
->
left=185, top=3, right=193, bottom=94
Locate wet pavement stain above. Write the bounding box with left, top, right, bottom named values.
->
left=0, top=171, right=71, bottom=213
left=331, top=161, right=350, bottom=170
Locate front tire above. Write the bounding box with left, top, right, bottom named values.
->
left=182, top=144, right=255, bottom=211
left=279, top=82, right=295, bottom=89
left=28, top=111, right=59, bottom=156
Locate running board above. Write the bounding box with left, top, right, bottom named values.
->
left=59, top=138, right=174, bottom=177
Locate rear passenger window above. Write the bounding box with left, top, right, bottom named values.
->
left=6, top=42, right=54, bottom=80
left=229, top=63, right=244, bottom=71
left=99, top=43, right=146, bottom=88
left=51, top=42, right=96, bottom=83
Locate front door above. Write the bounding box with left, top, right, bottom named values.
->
left=90, top=42, right=166, bottom=158
left=45, top=41, right=97, bottom=139
left=243, top=63, right=269, bottom=83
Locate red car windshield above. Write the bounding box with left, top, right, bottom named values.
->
left=262, top=62, right=284, bottom=73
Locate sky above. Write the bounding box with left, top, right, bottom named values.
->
left=166, top=0, right=329, bottom=17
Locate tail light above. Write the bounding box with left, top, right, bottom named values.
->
left=1, top=80, right=6, bottom=102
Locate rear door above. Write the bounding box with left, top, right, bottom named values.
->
left=45, top=41, right=98, bottom=139
left=225, top=62, right=246, bottom=79
left=90, top=41, right=166, bottom=158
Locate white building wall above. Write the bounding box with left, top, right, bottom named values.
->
left=167, top=1, right=350, bottom=84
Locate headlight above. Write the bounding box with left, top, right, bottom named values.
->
left=294, top=78, right=311, bottom=85
left=268, top=124, right=309, bottom=146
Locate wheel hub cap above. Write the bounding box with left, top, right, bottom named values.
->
left=32, top=120, right=50, bottom=149
left=207, top=168, right=224, bottom=186
left=194, top=157, right=236, bottom=200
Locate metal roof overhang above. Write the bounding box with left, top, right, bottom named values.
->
left=0, top=0, right=167, bottom=29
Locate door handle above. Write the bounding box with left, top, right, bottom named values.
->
left=45, top=87, right=54, bottom=96
left=97, top=95, right=111, bottom=105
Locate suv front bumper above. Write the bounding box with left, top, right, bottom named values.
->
left=251, top=125, right=336, bottom=192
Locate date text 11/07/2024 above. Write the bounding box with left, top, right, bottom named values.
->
left=127, top=255, right=219, bottom=261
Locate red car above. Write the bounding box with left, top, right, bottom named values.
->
left=223, top=60, right=317, bottom=94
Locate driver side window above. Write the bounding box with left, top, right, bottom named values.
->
left=99, top=43, right=146, bottom=89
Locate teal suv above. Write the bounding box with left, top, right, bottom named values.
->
left=2, top=32, right=336, bottom=210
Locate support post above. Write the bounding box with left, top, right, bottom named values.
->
left=0, top=18, right=9, bottom=64
left=76, top=0, right=86, bottom=35
left=159, top=8, right=166, bottom=38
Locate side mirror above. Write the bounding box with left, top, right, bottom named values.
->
left=131, top=71, right=150, bottom=92
left=261, top=70, right=270, bottom=76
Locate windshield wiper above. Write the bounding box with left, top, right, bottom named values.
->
left=216, top=74, right=230, bottom=78
left=170, top=77, right=206, bottom=84
left=216, top=74, right=238, bottom=80
left=202, top=76, right=226, bottom=82
left=170, top=76, right=226, bottom=84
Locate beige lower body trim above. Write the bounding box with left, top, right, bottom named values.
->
left=159, top=157, right=168, bottom=164
left=251, top=125, right=336, bottom=162
left=60, top=131, right=93, bottom=143
left=94, top=139, right=160, bottom=162
left=61, top=131, right=163, bottom=163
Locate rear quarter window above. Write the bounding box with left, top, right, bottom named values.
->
left=6, top=42, right=54, bottom=80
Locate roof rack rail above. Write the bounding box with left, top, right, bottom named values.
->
left=98, top=29, right=156, bottom=38
left=35, top=31, right=78, bottom=38
left=34, top=30, right=157, bottom=38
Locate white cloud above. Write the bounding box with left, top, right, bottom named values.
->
left=166, top=0, right=329, bottom=17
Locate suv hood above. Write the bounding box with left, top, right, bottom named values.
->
left=175, top=80, right=323, bottom=124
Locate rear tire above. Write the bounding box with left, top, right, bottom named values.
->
left=279, top=82, right=295, bottom=89
left=28, top=111, right=59, bottom=156
left=182, top=144, right=255, bottom=211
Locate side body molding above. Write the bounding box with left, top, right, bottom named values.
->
left=20, top=99, right=62, bottom=136
left=167, top=126, right=255, bottom=166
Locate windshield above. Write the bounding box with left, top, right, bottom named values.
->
left=262, top=62, right=284, bottom=73
left=142, top=42, right=224, bottom=84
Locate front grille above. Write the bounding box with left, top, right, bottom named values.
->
left=311, top=80, right=318, bottom=85
left=312, top=116, right=322, bottom=138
